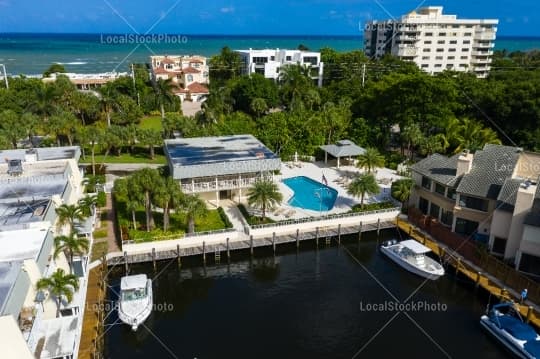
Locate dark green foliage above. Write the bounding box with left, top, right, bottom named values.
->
left=351, top=201, right=395, bottom=212
left=217, top=207, right=233, bottom=228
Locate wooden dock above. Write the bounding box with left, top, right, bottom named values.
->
left=107, top=220, right=396, bottom=267
left=397, top=218, right=540, bottom=329
left=78, top=264, right=106, bottom=359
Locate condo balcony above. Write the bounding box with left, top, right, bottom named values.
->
left=181, top=173, right=274, bottom=194
left=474, top=31, right=496, bottom=41
left=471, top=50, right=493, bottom=56
left=396, top=45, right=418, bottom=57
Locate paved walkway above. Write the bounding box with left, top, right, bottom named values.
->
left=103, top=193, right=121, bottom=253
left=221, top=201, right=249, bottom=235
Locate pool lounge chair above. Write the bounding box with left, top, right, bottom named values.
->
left=273, top=207, right=286, bottom=216
left=285, top=209, right=296, bottom=218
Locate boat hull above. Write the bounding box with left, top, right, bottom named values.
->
left=480, top=315, right=534, bottom=359
left=380, top=246, right=444, bottom=280
left=118, top=279, right=153, bottom=331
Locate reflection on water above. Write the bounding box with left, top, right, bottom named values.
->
left=104, top=229, right=511, bottom=359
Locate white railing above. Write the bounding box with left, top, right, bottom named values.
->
left=250, top=206, right=401, bottom=230
left=182, top=175, right=273, bottom=193
left=123, top=227, right=237, bottom=245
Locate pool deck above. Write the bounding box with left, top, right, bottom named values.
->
left=265, top=161, right=404, bottom=221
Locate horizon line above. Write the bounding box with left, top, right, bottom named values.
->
left=0, top=31, right=539, bottom=39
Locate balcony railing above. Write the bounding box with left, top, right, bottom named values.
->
left=182, top=174, right=274, bottom=193
left=396, top=45, right=418, bottom=57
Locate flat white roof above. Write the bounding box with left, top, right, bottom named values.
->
left=121, top=274, right=148, bottom=290
left=36, top=316, right=78, bottom=359
left=0, top=227, right=50, bottom=262
left=401, top=239, right=432, bottom=254
left=0, top=315, right=34, bottom=359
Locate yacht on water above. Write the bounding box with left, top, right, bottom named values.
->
left=380, top=239, right=445, bottom=280
left=480, top=301, right=540, bottom=359
left=118, top=274, right=153, bottom=331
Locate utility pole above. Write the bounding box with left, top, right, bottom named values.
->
left=0, top=64, right=8, bottom=89
left=131, top=63, right=140, bottom=106
left=361, top=63, right=366, bottom=88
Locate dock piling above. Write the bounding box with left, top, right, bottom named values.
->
left=176, top=244, right=181, bottom=267
left=527, top=306, right=534, bottom=323
left=296, top=229, right=300, bottom=248
left=358, top=221, right=363, bottom=241
left=476, top=272, right=482, bottom=288
left=250, top=235, right=254, bottom=256
left=202, top=241, right=206, bottom=264
left=123, top=251, right=128, bottom=274
left=226, top=238, right=230, bottom=261
left=337, top=224, right=341, bottom=244
left=152, top=248, right=156, bottom=271
left=272, top=232, right=276, bottom=255
left=377, top=218, right=381, bottom=236
left=315, top=227, right=319, bottom=247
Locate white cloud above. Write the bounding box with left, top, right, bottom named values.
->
left=220, top=6, right=235, bottom=14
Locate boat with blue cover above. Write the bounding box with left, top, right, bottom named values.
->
left=480, top=301, right=540, bottom=358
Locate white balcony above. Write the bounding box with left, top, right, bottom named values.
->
left=396, top=45, right=418, bottom=57
left=182, top=174, right=275, bottom=194
left=472, top=50, right=493, bottom=56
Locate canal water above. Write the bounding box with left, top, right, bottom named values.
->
left=104, top=229, right=511, bottom=358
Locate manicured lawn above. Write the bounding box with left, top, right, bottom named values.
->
left=80, top=153, right=167, bottom=164
left=139, top=116, right=163, bottom=131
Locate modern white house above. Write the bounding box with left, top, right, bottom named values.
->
left=164, top=135, right=282, bottom=206
left=235, top=48, right=324, bottom=87
left=364, top=6, right=498, bottom=78
left=410, top=144, right=540, bottom=275
left=150, top=55, right=209, bottom=101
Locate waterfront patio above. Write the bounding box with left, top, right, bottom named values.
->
left=256, top=160, right=405, bottom=221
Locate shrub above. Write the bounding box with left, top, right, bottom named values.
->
left=351, top=201, right=395, bottom=212
left=237, top=204, right=275, bottom=225
left=217, top=207, right=233, bottom=228
left=96, top=191, right=106, bottom=208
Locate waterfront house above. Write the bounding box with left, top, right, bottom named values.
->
left=409, top=144, right=540, bottom=274
left=150, top=55, right=209, bottom=101
left=164, top=135, right=281, bottom=206
left=42, top=72, right=128, bottom=90
left=364, top=6, right=498, bottom=78
left=234, top=48, right=324, bottom=87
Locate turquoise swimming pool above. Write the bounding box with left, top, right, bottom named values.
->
left=283, top=176, right=338, bottom=212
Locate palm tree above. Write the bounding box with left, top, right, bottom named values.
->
left=155, top=78, right=177, bottom=121
left=36, top=269, right=79, bottom=318
left=0, top=110, right=26, bottom=148
left=114, top=177, right=143, bottom=230
left=247, top=179, right=283, bottom=220
left=78, top=195, right=97, bottom=217
left=153, top=177, right=183, bottom=232
left=54, top=233, right=90, bottom=274
left=132, top=168, right=161, bottom=231
left=250, top=97, right=268, bottom=119
left=79, top=125, right=103, bottom=175
left=452, top=118, right=501, bottom=154
left=356, top=147, right=385, bottom=174
left=347, top=174, right=379, bottom=208
left=391, top=179, right=413, bottom=209
left=138, top=128, right=163, bottom=160
left=98, top=84, right=119, bottom=127
left=182, top=194, right=208, bottom=234
left=401, top=123, right=424, bottom=160
left=55, top=204, right=86, bottom=233
left=31, top=83, right=58, bottom=122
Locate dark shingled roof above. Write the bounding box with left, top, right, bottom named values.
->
left=524, top=181, right=540, bottom=227
left=456, top=144, right=520, bottom=200
left=410, top=153, right=461, bottom=186
left=497, top=178, right=523, bottom=212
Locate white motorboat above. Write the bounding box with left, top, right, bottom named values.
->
left=380, top=239, right=445, bottom=280
left=118, top=274, right=153, bottom=331
left=480, top=302, right=540, bottom=359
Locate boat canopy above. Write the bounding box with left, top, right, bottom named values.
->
left=121, top=274, right=148, bottom=290
left=401, top=240, right=432, bottom=254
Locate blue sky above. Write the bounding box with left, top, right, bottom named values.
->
left=0, top=0, right=537, bottom=36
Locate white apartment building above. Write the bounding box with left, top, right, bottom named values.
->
left=235, top=48, right=324, bottom=87
left=364, top=6, right=498, bottom=78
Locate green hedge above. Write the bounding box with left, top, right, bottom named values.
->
left=217, top=207, right=233, bottom=228
left=351, top=201, right=396, bottom=213
left=237, top=204, right=275, bottom=225
left=96, top=191, right=107, bottom=208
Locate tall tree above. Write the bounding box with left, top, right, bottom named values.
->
left=55, top=204, right=86, bottom=233
left=54, top=233, right=90, bottom=274
left=98, top=83, right=119, bottom=127
left=36, top=269, right=79, bottom=318
left=154, top=78, right=177, bottom=121
left=247, top=179, right=283, bottom=220
left=0, top=110, right=26, bottom=148
left=182, top=194, right=208, bottom=234
left=356, top=147, right=385, bottom=174
left=153, top=176, right=183, bottom=232
left=391, top=178, right=413, bottom=209
left=347, top=174, right=379, bottom=208
left=132, top=168, right=161, bottom=231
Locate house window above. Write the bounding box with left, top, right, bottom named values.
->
left=460, top=56, right=468, bottom=60
left=448, top=48, right=456, bottom=52
left=270, top=56, right=275, bottom=61
left=187, top=74, right=193, bottom=82
left=462, top=48, right=470, bottom=52
left=424, top=40, right=432, bottom=44
left=434, top=64, right=442, bottom=68
left=448, top=56, right=455, bottom=60
left=419, top=197, right=429, bottom=215
left=440, top=209, right=453, bottom=226
left=519, top=253, right=540, bottom=274
left=425, top=32, right=433, bottom=36
left=421, top=64, right=429, bottom=68
left=459, top=195, right=488, bottom=212
left=447, top=188, right=456, bottom=200
left=421, top=176, right=432, bottom=190
left=286, top=55, right=292, bottom=61
left=436, top=48, right=444, bottom=52
left=429, top=203, right=440, bottom=219
left=435, top=56, right=443, bottom=60
left=423, top=48, right=431, bottom=53
left=303, top=56, right=318, bottom=65
left=492, top=237, right=507, bottom=255
left=464, top=32, right=472, bottom=36
left=439, top=32, right=446, bottom=36
left=435, top=183, right=445, bottom=196
left=253, top=57, right=268, bottom=64
left=455, top=218, right=479, bottom=236
left=449, top=40, right=457, bottom=44
left=463, top=40, right=471, bottom=44
left=422, top=56, right=430, bottom=60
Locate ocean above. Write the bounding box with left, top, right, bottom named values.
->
left=1, top=33, right=539, bottom=76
